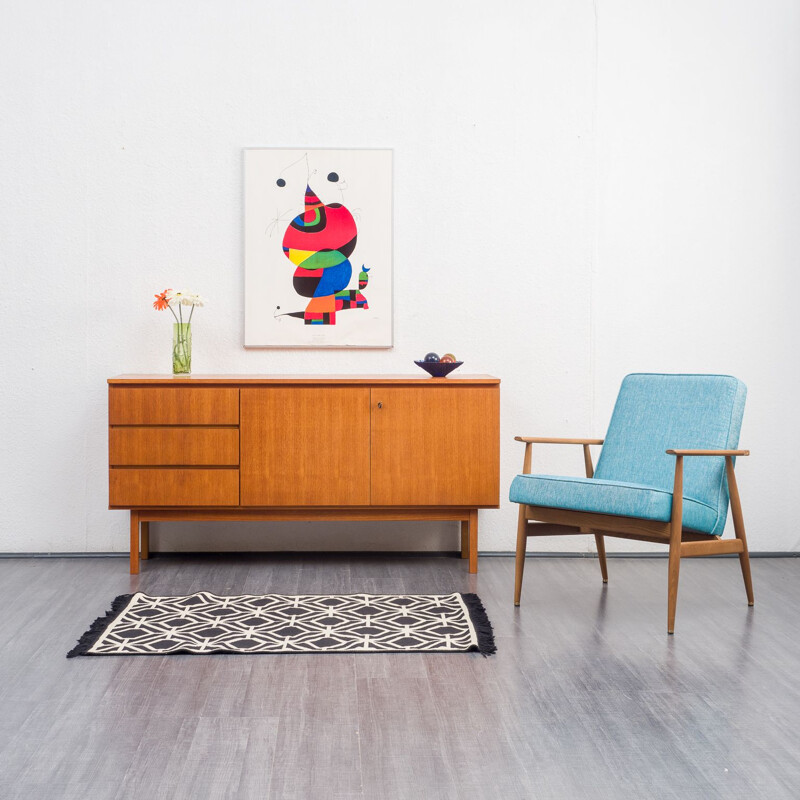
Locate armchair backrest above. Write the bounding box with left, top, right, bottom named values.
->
left=594, top=374, right=747, bottom=535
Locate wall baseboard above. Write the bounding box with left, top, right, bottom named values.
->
left=516, top=551, right=799, bottom=558
left=0, top=551, right=797, bottom=559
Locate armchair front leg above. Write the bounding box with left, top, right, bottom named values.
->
left=726, top=457, right=754, bottom=605
left=665, top=448, right=752, bottom=633
left=667, top=455, right=684, bottom=634
left=513, top=437, right=604, bottom=605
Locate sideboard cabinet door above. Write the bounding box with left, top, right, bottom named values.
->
left=370, top=386, right=500, bottom=506
left=240, top=387, right=371, bottom=506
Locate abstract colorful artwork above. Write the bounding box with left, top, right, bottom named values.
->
left=244, top=149, right=392, bottom=347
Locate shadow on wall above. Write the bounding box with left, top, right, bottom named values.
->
left=150, top=520, right=459, bottom=553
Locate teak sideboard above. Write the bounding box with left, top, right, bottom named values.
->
left=108, top=375, right=501, bottom=574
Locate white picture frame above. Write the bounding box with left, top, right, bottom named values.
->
left=244, top=148, right=393, bottom=348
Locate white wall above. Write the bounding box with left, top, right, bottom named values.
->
left=1, top=0, right=798, bottom=555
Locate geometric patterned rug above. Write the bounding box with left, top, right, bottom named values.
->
left=67, top=591, right=496, bottom=657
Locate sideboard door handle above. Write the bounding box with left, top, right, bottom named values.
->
left=377, top=402, right=383, bottom=409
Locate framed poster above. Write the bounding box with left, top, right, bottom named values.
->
left=244, top=148, right=393, bottom=347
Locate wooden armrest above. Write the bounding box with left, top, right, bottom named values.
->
left=666, top=449, right=750, bottom=457
left=514, top=437, right=604, bottom=445
left=515, top=437, right=603, bottom=478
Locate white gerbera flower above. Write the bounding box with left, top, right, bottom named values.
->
left=166, top=289, right=206, bottom=307
left=167, top=289, right=184, bottom=307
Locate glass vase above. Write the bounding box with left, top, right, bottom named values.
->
left=172, top=323, right=192, bottom=374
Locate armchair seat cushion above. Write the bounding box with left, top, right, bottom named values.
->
left=509, top=474, right=719, bottom=534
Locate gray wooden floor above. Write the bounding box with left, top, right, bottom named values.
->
left=1, top=554, right=799, bottom=799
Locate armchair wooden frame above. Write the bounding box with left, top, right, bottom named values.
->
left=513, top=437, right=754, bottom=633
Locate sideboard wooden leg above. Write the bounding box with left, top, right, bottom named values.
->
left=460, top=520, right=469, bottom=558
left=130, top=511, right=140, bottom=575
left=468, top=509, right=478, bottom=574
left=140, top=521, right=150, bottom=560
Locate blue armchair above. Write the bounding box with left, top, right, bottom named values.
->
left=509, top=374, right=753, bottom=633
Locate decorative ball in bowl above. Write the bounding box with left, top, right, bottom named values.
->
left=414, top=352, right=464, bottom=378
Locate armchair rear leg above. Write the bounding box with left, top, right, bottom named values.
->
left=594, top=533, right=608, bottom=583
left=582, top=446, right=607, bottom=584
left=738, top=547, right=755, bottom=606
left=514, top=441, right=533, bottom=605
left=514, top=504, right=528, bottom=605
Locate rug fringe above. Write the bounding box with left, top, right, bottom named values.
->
left=460, top=593, right=497, bottom=656
left=66, top=593, right=135, bottom=658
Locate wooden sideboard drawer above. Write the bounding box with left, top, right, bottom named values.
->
left=109, top=468, right=239, bottom=506
left=109, top=427, right=239, bottom=466
left=109, top=387, right=239, bottom=425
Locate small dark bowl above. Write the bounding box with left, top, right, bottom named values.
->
left=414, top=360, right=464, bottom=378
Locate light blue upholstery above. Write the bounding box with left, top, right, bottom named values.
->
left=509, top=374, right=747, bottom=535
left=508, top=475, right=718, bottom=531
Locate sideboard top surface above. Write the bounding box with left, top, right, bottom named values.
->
left=109, top=374, right=501, bottom=385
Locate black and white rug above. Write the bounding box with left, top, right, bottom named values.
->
left=67, top=591, right=496, bottom=657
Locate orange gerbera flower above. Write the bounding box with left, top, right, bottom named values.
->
left=153, top=289, right=171, bottom=311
